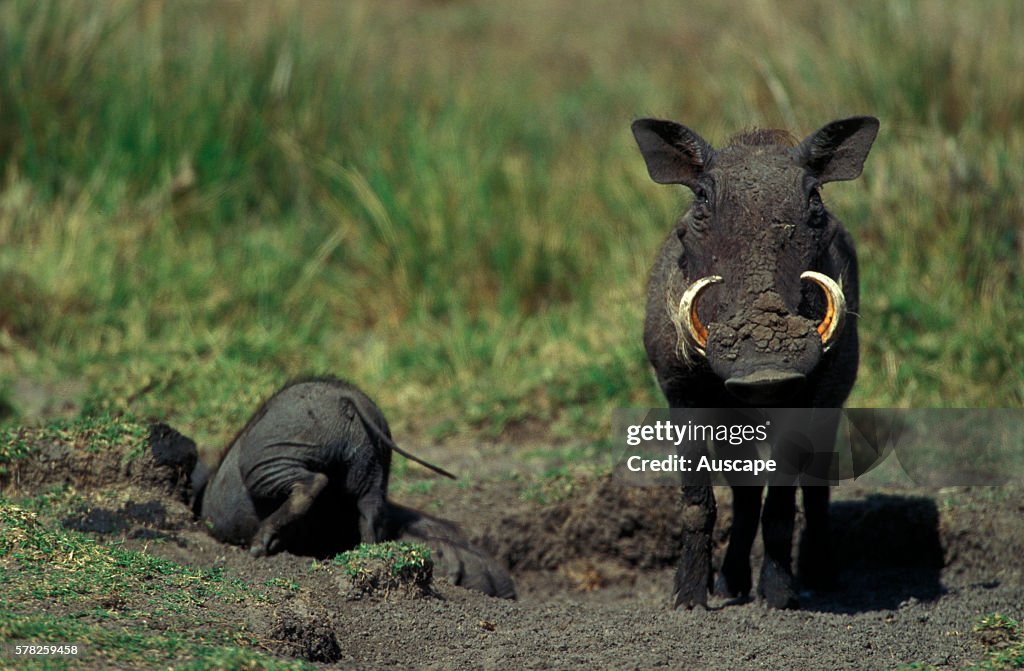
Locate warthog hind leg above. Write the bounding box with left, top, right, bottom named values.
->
left=357, top=489, right=385, bottom=545
left=798, top=485, right=836, bottom=590
left=250, top=472, right=329, bottom=557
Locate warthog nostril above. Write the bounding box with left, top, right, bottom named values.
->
left=724, top=370, right=806, bottom=405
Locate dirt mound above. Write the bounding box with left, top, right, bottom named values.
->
left=939, top=487, right=1024, bottom=585
left=266, top=606, right=343, bottom=663
left=478, top=479, right=967, bottom=577
left=333, top=542, right=437, bottom=601
left=481, top=476, right=683, bottom=571
left=2, top=421, right=196, bottom=501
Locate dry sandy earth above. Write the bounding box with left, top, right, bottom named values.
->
left=5, top=437, right=1023, bottom=670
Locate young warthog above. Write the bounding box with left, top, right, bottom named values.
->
left=631, top=116, right=879, bottom=608
left=383, top=501, right=517, bottom=599
left=196, top=376, right=455, bottom=558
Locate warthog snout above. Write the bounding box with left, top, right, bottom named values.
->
left=675, top=271, right=847, bottom=357
left=672, top=270, right=848, bottom=402
left=724, top=369, right=806, bottom=406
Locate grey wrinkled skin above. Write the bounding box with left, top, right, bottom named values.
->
left=383, top=501, right=517, bottom=599
left=196, top=376, right=454, bottom=559
left=632, top=116, right=879, bottom=609
left=181, top=377, right=514, bottom=598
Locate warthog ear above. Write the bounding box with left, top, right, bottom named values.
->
left=631, top=118, right=713, bottom=188
left=796, top=116, right=880, bottom=183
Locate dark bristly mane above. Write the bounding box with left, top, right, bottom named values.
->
left=727, top=128, right=799, bottom=148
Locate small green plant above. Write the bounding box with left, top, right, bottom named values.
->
left=520, top=467, right=579, bottom=505
left=264, top=577, right=300, bottom=592
left=0, top=428, right=36, bottom=478
left=330, top=542, right=434, bottom=598
left=974, top=613, right=1022, bottom=649
left=971, top=611, right=1024, bottom=670
left=897, top=613, right=1024, bottom=670
left=332, top=541, right=431, bottom=579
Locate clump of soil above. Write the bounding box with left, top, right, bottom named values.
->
left=1, top=420, right=196, bottom=501
left=266, top=606, right=343, bottom=663
left=333, top=542, right=437, bottom=601
left=481, top=476, right=683, bottom=571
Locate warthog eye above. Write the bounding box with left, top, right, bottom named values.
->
left=691, top=187, right=712, bottom=230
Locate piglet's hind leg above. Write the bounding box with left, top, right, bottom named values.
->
left=250, top=472, right=329, bottom=557
left=357, top=489, right=386, bottom=545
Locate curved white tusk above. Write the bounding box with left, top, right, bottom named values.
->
left=800, top=271, right=847, bottom=352
left=677, top=275, right=723, bottom=356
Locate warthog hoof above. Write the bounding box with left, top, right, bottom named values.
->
left=758, top=557, right=799, bottom=609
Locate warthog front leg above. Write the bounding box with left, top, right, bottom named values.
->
left=249, top=472, right=329, bottom=557
left=674, top=484, right=716, bottom=609
left=758, top=485, right=798, bottom=608
left=716, top=485, right=763, bottom=600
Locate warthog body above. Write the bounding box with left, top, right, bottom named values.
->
left=179, top=377, right=514, bottom=597
left=631, top=116, right=878, bottom=608
left=196, top=376, right=455, bottom=558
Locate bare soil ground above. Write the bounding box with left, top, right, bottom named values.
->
left=3, top=436, right=1023, bottom=670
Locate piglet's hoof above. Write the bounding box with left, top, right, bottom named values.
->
left=249, top=540, right=271, bottom=558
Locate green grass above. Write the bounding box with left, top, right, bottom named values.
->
left=2, top=5, right=1020, bottom=663
left=332, top=541, right=432, bottom=578
left=0, top=0, right=1021, bottom=452
left=0, top=412, right=148, bottom=478
left=331, top=541, right=433, bottom=596
left=0, top=502, right=315, bottom=670
left=896, top=613, right=1024, bottom=670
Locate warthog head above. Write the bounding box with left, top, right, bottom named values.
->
left=633, top=116, right=878, bottom=405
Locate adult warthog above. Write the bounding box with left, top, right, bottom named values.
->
left=631, top=115, right=878, bottom=609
